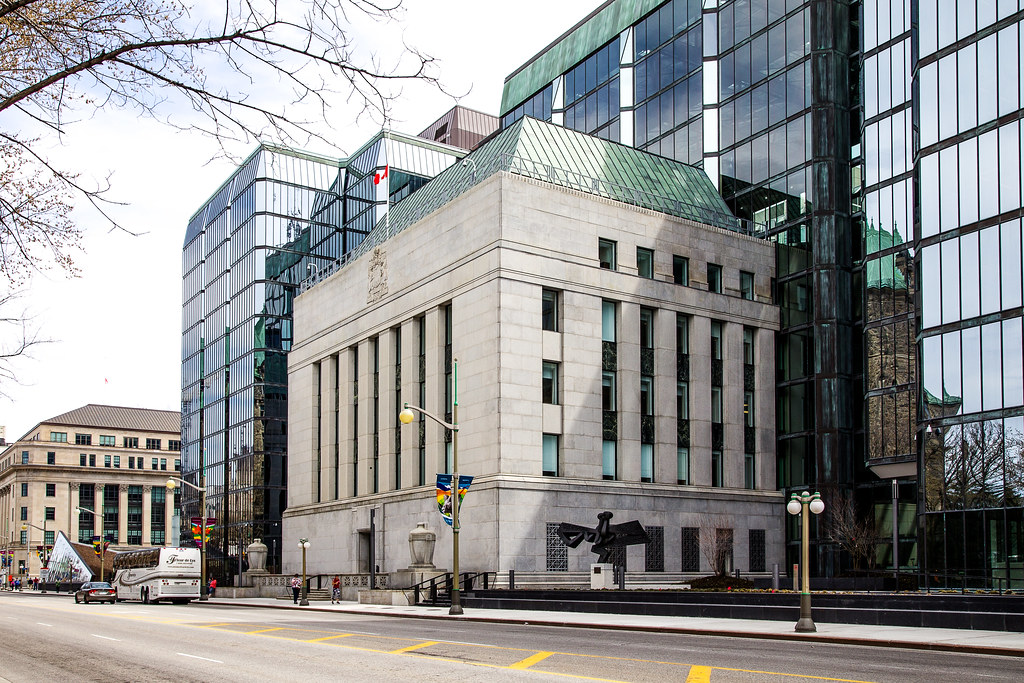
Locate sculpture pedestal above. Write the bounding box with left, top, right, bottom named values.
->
left=590, top=563, right=615, bottom=589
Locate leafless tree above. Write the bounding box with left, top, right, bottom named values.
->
left=0, top=291, right=50, bottom=399
left=697, top=514, right=733, bottom=577
left=1, top=0, right=445, bottom=283
left=822, top=490, right=877, bottom=571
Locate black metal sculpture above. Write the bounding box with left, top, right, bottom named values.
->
left=557, top=511, right=649, bottom=563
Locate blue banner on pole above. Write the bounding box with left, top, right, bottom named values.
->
left=435, top=474, right=473, bottom=527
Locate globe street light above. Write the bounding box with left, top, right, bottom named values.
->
left=787, top=491, right=825, bottom=632
left=297, top=538, right=310, bottom=606
left=167, top=476, right=208, bottom=601
left=399, top=357, right=463, bottom=615
left=21, top=520, right=48, bottom=592
left=75, top=506, right=105, bottom=583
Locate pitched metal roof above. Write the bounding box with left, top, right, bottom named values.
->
left=33, top=404, right=181, bottom=436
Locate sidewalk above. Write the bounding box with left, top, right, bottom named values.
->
left=200, top=595, right=1024, bottom=657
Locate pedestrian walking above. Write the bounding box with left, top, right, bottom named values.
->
left=290, top=574, right=301, bottom=604
left=331, top=575, right=341, bottom=604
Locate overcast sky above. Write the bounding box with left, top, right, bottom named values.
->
left=1, top=1, right=594, bottom=440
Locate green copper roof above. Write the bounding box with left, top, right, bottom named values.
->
left=500, top=0, right=662, bottom=116
left=319, top=117, right=746, bottom=281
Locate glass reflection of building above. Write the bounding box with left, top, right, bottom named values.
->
left=182, top=125, right=472, bottom=580
left=501, top=0, right=1024, bottom=587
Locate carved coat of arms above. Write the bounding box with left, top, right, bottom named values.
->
left=367, top=247, right=388, bottom=303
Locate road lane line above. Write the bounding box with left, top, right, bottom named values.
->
left=304, top=634, right=355, bottom=642
left=92, top=634, right=120, bottom=641
left=247, top=627, right=286, bottom=634
left=36, top=623, right=52, bottom=627
left=390, top=640, right=438, bottom=654
left=685, top=665, right=711, bottom=683
left=509, top=651, right=554, bottom=670
left=177, top=653, right=223, bottom=663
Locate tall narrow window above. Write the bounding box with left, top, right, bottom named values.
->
left=711, top=321, right=723, bottom=360
left=602, top=300, right=617, bottom=342
left=640, top=376, right=654, bottom=416
left=673, top=255, right=689, bottom=285
left=542, top=362, right=560, bottom=404
left=599, top=238, right=617, bottom=270
left=744, top=391, right=755, bottom=427
left=677, top=447, right=689, bottom=485
left=740, top=271, right=754, bottom=300
left=641, top=443, right=654, bottom=483
left=542, top=289, right=559, bottom=331
left=542, top=434, right=559, bottom=476
left=745, top=453, right=756, bottom=489
left=639, top=307, right=655, bottom=349
left=743, top=328, right=755, bottom=364
left=602, top=441, right=617, bottom=480
left=708, top=263, right=723, bottom=293
left=711, top=386, right=723, bottom=424
left=677, top=382, right=689, bottom=420
left=637, top=247, right=654, bottom=278
left=676, top=314, right=689, bottom=354
left=711, top=450, right=723, bottom=487
left=602, top=371, right=617, bottom=410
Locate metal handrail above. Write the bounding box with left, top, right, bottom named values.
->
left=409, top=571, right=495, bottom=606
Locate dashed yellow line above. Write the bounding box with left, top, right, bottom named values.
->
left=685, top=665, right=711, bottom=683
left=247, top=627, right=285, bottom=634
left=389, top=640, right=438, bottom=654
left=304, top=633, right=354, bottom=642
left=509, top=651, right=554, bottom=669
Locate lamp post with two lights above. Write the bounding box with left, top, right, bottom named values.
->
left=787, top=491, right=825, bottom=632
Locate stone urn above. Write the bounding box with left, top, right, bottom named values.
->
left=246, top=538, right=269, bottom=573
left=408, top=523, right=436, bottom=569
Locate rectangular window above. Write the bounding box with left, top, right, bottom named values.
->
left=20, top=506, right=28, bottom=521
left=602, top=440, right=617, bottom=480
left=124, top=437, right=138, bottom=448
left=47, top=451, right=55, bottom=465
left=602, top=371, right=617, bottom=411
left=677, top=381, right=689, bottom=419
left=104, top=454, right=111, bottom=468
left=541, top=289, right=559, bottom=331
left=542, top=362, right=560, bottom=405
left=151, top=458, right=158, bottom=470
left=79, top=454, right=87, bottom=467
left=150, top=486, right=166, bottom=546
left=745, top=453, right=756, bottom=489
left=602, top=300, right=617, bottom=342
left=681, top=527, right=700, bottom=572
left=599, top=238, right=617, bottom=270
left=175, top=459, right=181, bottom=471
left=75, top=433, right=91, bottom=445
left=45, top=483, right=55, bottom=497
left=640, top=376, right=654, bottom=416
left=160, top=458, right=167, bottom=471
left=708, top=263, right=723, bottom=293
left=113, top=455, right=120, bottom=468
left=44, top=530, right=54, bottom=546
left=637, top=247, right=654, bottom=278
left=89, top=454, right=96, bottom=467
left=20, top=483, right=27, bottom=496
left=99, top=435, right=115, bottom=447
left=50, top=432, right=67, bottom=443
left=744, top=391, right=755, bottom=427
left=21, top=451, right=28, bottom=464
left=20, top=530, right=27, bottom=545
left=709, top=377, right=726, bottom=425
left=749, top=529, right=766, bottom=572
left=677, top=447, right=689, bottom=485
left=711, top=321, right=723, bottom=360
left=168, top=440, right=181, bottom=452
left=676, top=314, right=689, bottom=353
left=711, top=451, right=724, bottom=487
left=743, top=328, right=755, bottom=364
left=45, top=507, right=56, bottom=521
left=128, top=456, right=135, bottom=469
left=673, top=255, right=689, bottom=285
left=640, top=443, right=653, bottom=482
left=146, top=438, right=161, bottom=450
left=542, top=434, right=559, bottom=476
left=640, top=307, right=655, bottom=348
left=740, top=271, right=754, bottom=300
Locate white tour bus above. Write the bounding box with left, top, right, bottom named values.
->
left=110, top=547, right=202, bottom=604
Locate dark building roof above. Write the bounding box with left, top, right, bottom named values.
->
left=418, top=106, right=499, bottom=151
left=29, top=404, right=181, bottom=437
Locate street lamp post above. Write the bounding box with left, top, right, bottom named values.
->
left=298, top=538, right=310, bottom=606
left=21, top=521, right=48, bottom=592
left=167, top=476, right=208, bottom=601
left=399, top=357, right=463, bottom=616
left=75, top=506, right=104, bottom=583
left=787, top=491, right=825, bottom=632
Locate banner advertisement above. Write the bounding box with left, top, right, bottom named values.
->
left=190, top=517, right=216, bottom=548
left=435, top=474, right=473, bottom=527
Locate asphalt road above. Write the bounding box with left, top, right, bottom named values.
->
left=1, top=592, right=1020, bottom=682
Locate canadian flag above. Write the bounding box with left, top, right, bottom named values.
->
left=374, top=165, right=389, bottom=185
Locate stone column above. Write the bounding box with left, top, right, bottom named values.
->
left=356, top=339, right=373, bottom=497
left=320, top=353, right=339, bottom=501
left=337, top=347, right=355, bottom=499
left=399, top=319, right=419, bottom=489
left=118, top=484, right=129, bottom=545
left=654, top=307, right=676, bottom=484
left=689, top=316, right=712, bottom=486
left=423, top=307, right=444, bottom=476
left=377, top=327, right=398, bottom=492
left=142, top=485, right=153, bottom=546
left=618, top=302, right=641, bottom=481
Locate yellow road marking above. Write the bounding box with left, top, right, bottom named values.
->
left=509, top=651, right=555, bottom=669
left=304, top=633, right=354, bottom=642
left=390, top=640, right=438, bottom=654
left=247, top=627, right=285, bottom=634
left=685, top=665, right=711, bottom=683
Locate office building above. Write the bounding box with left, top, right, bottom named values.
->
left=181, top=110, right=492, bottom=579
left=0, top=405, right=180, bottom=581
left=499, top=0, right=1024, bottom=586
left=285, top=116, right=783, bottom=576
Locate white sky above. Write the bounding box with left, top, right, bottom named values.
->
left=0, top=1, right=594, bottom=440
